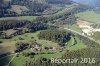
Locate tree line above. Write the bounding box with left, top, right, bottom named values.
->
left=0, top=20, right=29, bottom=31
left=38, top=30, right=71, bottom=46
left=77, top=34, right=100, bottom=48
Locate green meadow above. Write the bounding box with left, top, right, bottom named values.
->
left=76, top=10, right=100, bottom=24
left=0, top=16, right=37, bottom=21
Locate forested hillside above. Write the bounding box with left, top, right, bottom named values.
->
left=72, top=0, right=100, bottom=7
left=0, top=0, right=72, bottom=17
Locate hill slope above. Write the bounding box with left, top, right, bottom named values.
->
left=72, top=0, right=100, bottom=7
left=0, top=0, right=72, bottom=17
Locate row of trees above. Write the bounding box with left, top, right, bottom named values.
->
left=77, top=34, right=100, bottom=48
left=54, top=14, right=77, bottom=25
left=0, top=16, right=49, bottom=31
left=0, top=20, right=29, bottom=31
left=26, top=22, right=48, bottom=32
left=48, top=0, right=71, bottom=4
left=0, top=17, right=49, bottom=39
left=15, top=42, right=30, bottom=52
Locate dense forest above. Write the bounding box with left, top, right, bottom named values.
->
left=38, top=30, right=71, bottom=46
left=0, top=20, right=29, bottom=31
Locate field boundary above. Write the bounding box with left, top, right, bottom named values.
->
left=7, top=53, right=17, bottom=66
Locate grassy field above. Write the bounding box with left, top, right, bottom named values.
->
left=10, top=55, right=30, bottom=66
left=66, top=36, right=87, bottom=50
left=0, top=55, right=14, bottom=66
left=0, top=30, right=86, bottom=54
left=11, top=31, right=59, bottom=47
left=0, top=30, right=87, bottom=66
left=63, top=24, right=82, bottom=33
left=3, top=29, right=17, bottom=35
left=76, top=10, right=100, bottom=24
left=1, top=35, right=87, bottom=66
left=0, top=40, right=16, bottom=54
left=8, top=51, right=64, bottom=66
left=92, top=32, right=100, bottom=40
left=35, top=52, right=64, bottom=59
left=0, top=16, right=37, bottom=21
left=0, top=31, right=59, bottom=54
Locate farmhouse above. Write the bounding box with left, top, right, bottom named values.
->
left=34, top=44, right=41, bottom=51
